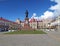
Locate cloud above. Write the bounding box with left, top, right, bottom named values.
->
left=50, top=0, right=60, bottom=16
left=41, top=0, right=60, bottom=20
left=31, top=13, right=36, bottom=18
left=29, top=11, right=54, bottom=21
left=30, top=11, right=54, bottom=21
left=29, top=13, right=39, bottom=21
left=40, top=11, right=54, bottom=19
left=50, top=0, right=60, bottom=10
left=29, top=0, right=60, bottom=21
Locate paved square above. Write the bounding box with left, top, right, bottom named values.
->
left=0, top=31, right=60, bottom=46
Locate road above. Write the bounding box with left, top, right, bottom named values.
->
left=0, top=31, right=60, bottom=46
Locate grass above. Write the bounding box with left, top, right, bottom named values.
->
left=5, top=30, right=46, bottom=34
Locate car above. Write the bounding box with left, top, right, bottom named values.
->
left=0, top=28, right=5, bottom=32
left=0, top=28, right=2, bottom=32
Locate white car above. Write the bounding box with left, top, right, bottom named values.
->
left=8, top=30, right=16, bottom=32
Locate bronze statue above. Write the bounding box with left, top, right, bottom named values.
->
left=25, top=10, right=28, bottom=18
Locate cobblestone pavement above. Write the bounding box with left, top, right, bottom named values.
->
left=0, top=31, right=60, bottom=46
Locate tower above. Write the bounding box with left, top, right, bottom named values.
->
left=16, top=18, right=21, bottom=24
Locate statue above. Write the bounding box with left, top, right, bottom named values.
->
left=25, top=10, right=29, bottom=24
left=25, top=10, right=28, bottom=18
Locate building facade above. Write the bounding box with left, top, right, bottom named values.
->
left=0, top=16, right=59, bottom=31
left=0, top=17, right=21, bottom=31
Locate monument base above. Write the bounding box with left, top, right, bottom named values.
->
left=21, top=10, right=33, bottom=30
left=22, top=23, right=32, bottom=30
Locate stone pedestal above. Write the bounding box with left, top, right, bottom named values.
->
left=22, top=18, right=32, bottom=30
left=25, top=18, right=29, bottom=24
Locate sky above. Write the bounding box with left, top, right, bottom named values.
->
left=0, top=0, right=59, bottom=21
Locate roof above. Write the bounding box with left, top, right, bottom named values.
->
left=29, top=18, right=43, bottom=23
left=0, top=17, right=10, bottom=22
left=29, top=18, right=37, bottom=23
left=0, top=17, right=18, bottom=24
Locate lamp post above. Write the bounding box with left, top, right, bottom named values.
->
left=33, top=24, right=35, bottom=31
left=48, top=23, right=51, bottom=31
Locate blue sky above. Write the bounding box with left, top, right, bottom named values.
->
left=0, top=0, right=57, bottom=21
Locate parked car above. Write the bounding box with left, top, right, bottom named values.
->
left=0, top=28, right=2, bottom=32
left=0, top=28, right=4, bottom=32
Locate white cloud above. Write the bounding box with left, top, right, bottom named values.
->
left=40, top=0, right=60, bottom=20
left=29, top=13, right=39, bottom=21
left=31, top=13, right=36, bottom=18
left=29, top=0, right=60, bottom=21
left=50, top=0, right=60, bottom=17
left=50, top=0, right=60, bottom=10
left=50, top=4, right=59, bottom=10
left=29, top=13, right=38, bottom=21
left=40, top=11, right=54, bottom=19
left=29, top=11, right=54, bottom=21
